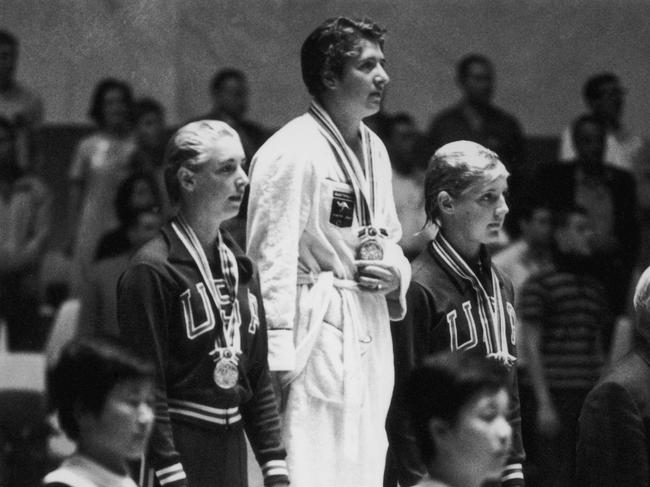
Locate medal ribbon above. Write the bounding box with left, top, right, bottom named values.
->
left=308, top=100, right=376, bottom=227
left=171, top=214, right=241, bottom=353
left=431, top=232, right=514, bottom=366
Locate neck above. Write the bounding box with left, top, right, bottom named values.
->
left=441, top=227, right=481, bottom=263
left=77, top=444, right=128, bottom=477
left=179, top=206, right=221, bottom=255
left=429, top=458, right=483, bottom=487
left=319, top=96, right=363, bottom=146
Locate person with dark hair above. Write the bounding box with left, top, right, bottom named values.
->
left=535, top=113, right=639, bottom=318
left=385, top=140, right=524, bottom=487
left=67, top=78, right=137, bottom=294
left=426, top=54, right=525, bottom=234
left=94, top=171, right=161, bottom=262
left=386, top=112, right=435, bottom=260
left=129, top=97, right=172, bottom=216
left=247, top=16, right=410, bottom=487
left=117, top=120, right=288, bottom=487
left=79, top=207, right=162, bottom=338
left=0, top=115, right=51, bottom=350
left=575, top=265, right=650, bottom=486
left=559, top=72, right=645, bottom=173
left=43, top=335, right=155, bottom=487
left=519, top=205, right=611, bottom=487
left=0, top=29, right=43, bottom=171
left=406, top=352, right=512, bottom=487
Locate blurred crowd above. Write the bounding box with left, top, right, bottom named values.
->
left=1, top=23, right=649, bottom=487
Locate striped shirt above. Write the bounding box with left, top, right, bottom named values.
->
left=520, top=265, right=610, bottom=390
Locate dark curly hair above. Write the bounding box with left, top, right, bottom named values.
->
left=301, top=17, right=386, bottom=98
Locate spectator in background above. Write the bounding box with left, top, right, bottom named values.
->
left=386, top=112, right=435, bottom=260
left=43, top=336, right=155, bottom=487
left=129, top=97, right=172, bottom=217
left=405, top=353, right=512, bottom=487
left=199, top=69, right=272, bottom=249
left=67, top=78, right=137, bottom=294
left=576, top=265, right=650, bottom=486
left=426, top=54, right=525, bottom=235
left=0, top=115, right=50, bottom=351
left=559, top=73, right=644, bottom=174
left=79, top=207, right=162, bottom=338
left=536, top=114, right=640, bottom=319
left=201, top=68, right=270, bottom=162
left=94, top=172, right=162, bottom=262
left=0, top=30, right=43, bottom=171
left=520, top=206, right=610, bottom=487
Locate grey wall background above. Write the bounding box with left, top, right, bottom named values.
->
left=3, top=0, right=650, bottom=135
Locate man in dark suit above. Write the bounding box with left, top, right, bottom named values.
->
left=535, top=113, right=640, bottom=323
left=575, top=265, right=650, bottom=486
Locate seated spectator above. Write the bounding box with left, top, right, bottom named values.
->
left=43, top=335, right=155, bottom=487
left=559, top=73, right=645, bottom=174
left=67, top=78, right=137, bottom=295
left=129, top=97, right=172, bottom=216
left=0, top=30, right=43, bottom=171
left=95, top=172, right=162, bottom=262
left=79, top=207, right=162, bottom=337
left=520, top=205, right=611, bottom=487
left=426, top=54, right=526, bottom=234
left=535, top=114, right=639, bottom=318
left=387, top=112, right=435, bottom=260
left=0, top=115, right=51, bottom=351
left=405, top=352, right=512, bottom=487
left=576, top=265, right=650, bottom=486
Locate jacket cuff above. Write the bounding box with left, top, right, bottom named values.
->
left=268, top=329, right=295, bottom=371
left=156, top=463, right=188, bottom=487
left=501, top=462, right=524, bottom=487
left=262, top=459, right=290, bottom=485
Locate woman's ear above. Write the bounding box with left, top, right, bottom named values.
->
left=437, top=191, right=454, bottom=215
left=177, top=167, right=195, bottom=192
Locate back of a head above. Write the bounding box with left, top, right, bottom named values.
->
left=163, top=120, right=238, bottom=203
left=48, top=335, right=154, bottom=441
left=583, top=72, right=619, bottom=105
left=406, top=352, right=509, bottom=464
left=300, top=16, right=385, bottom=98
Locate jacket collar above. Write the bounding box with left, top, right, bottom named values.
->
left=162, top=223, right=254, bottom=283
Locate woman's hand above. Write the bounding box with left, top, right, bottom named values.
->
left=355, top=260, right=400, bottom=295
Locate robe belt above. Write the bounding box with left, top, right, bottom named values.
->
left=283, top=271, right=365, bottom=460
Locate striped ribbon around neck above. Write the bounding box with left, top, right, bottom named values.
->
left=171, top=214, right=241, bottom=352
left=432, top=232, right=515, bottom=367
left=308, top=100, right=376, bottom=227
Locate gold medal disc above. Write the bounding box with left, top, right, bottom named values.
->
left=213, top=359, right=239, bottom=389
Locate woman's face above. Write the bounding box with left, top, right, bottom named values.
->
left=436, top=388, right=512, bottom=483
left=102, top=87, right=130, bottom=130
left=130, top=179, right=156, bottom=210
left=447, top=174, right=509, bottom=247
left=77, top=378, right=154, bottom=473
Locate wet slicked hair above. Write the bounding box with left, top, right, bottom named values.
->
left=301, top=16, right=386, bottom=98
left=163, top=120, right=240, bottom=203
left=424, top=140, right=508, bottom=226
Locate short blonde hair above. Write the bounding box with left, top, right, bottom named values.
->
left=164, top=120, right=240, bottom=202
left=424, top=140, right=508, bottom=226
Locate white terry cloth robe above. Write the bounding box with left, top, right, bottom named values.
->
left=247, top=103, right=411, bottom=487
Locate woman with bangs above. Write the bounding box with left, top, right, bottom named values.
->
left=385, top=140, right=525, bottom=487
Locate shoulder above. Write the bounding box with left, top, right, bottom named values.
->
left=490, top=105, right=521, bottom=126
left=428, top=105, right=462, bottom=128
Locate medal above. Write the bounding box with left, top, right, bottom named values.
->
left=356, top=226, right=384, bottom=260
left=212, top=348, right=240, bottom=390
